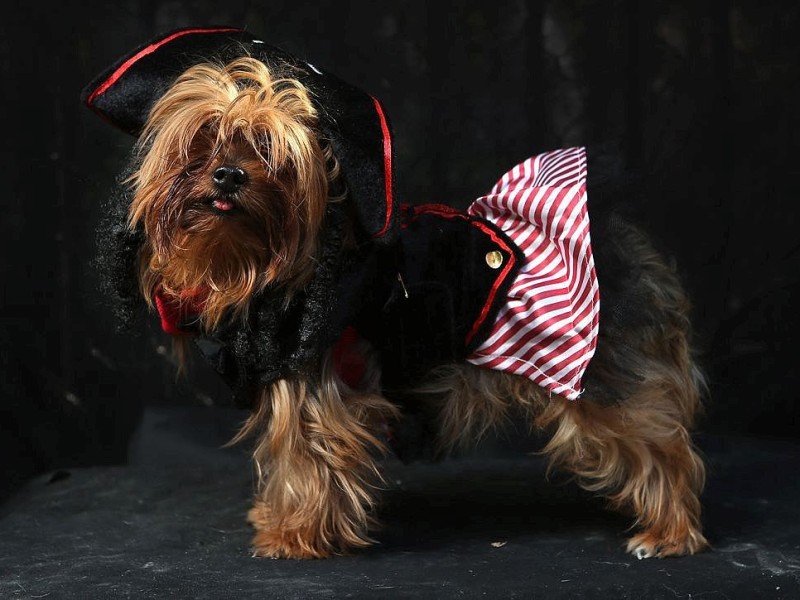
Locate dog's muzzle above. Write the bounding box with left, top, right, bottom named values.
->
left=212, top=164, right=248, bottom=193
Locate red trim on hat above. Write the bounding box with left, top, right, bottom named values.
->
left=86, top=27, right=243, bottom=106
left=371, top=97, right=394, bottom=239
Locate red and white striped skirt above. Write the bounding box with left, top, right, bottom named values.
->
left=466, top=146, right=600, bottom=400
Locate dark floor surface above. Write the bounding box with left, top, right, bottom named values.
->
left=1, top=407, right=799, bottom=599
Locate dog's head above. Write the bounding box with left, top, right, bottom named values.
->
left=128, top=57, right=336, bottom=330
left=84, top=28, right=398, bottom=375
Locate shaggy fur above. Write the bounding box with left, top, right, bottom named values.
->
left=129, top=56, right=708, bottom=560
left=129, top=58, right=334, bottom=331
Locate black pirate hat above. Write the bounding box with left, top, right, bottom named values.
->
left=82, top=25, right=398, bottom=244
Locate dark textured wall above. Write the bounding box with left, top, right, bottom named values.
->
left=2, top=0, right=799, bottom=496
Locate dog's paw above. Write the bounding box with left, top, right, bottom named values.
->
left=250, top=529, right=328, bottom=559
left=247, top=502, right=331, bottom=559
left=626, top=529, right=709, bottom=559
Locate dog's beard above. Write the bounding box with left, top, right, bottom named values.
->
left=134, top=158, right=324, bottom=331
left=141, top=212, right=273, bottom=330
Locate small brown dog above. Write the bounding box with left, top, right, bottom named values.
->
left=86, top=28, right=707, bottom=560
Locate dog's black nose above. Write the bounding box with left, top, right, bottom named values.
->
left=212, top=165, right=248, bottom=193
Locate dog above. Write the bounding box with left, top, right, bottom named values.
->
left=84, top=27, right=708, bottom=560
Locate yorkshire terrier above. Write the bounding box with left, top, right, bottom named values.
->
left=84, top=28, right=708, bottom=560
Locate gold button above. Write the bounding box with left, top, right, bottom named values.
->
left=485, top=250, right=504, bottom=269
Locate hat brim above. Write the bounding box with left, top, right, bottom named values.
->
left=82, top=26, right=397, bottom=244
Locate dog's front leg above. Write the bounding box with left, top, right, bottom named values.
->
left=244, top=377, right=389, bottom=558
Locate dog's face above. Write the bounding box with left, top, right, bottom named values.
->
left=127, top=57, right=332, bottom=330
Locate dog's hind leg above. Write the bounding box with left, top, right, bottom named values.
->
left=535, top=375, right=708, bottom=558
left=534, top=227, right=709, bottom=557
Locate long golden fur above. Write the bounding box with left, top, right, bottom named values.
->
left=130, top=57, right=708, bottom=560
left=231, top=344, right=398, bottom=558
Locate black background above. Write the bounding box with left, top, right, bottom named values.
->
left=2, top=0, right=799, bottom=499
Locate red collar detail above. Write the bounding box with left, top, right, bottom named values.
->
left=154, top=287, right=209, bottom=336
left=332, top=326, right=367, bottom=389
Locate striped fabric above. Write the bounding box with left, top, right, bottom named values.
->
left=466, top=146, right=599, bottom=400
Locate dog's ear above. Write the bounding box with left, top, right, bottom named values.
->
left=82, top=26, right=398, bottom=244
